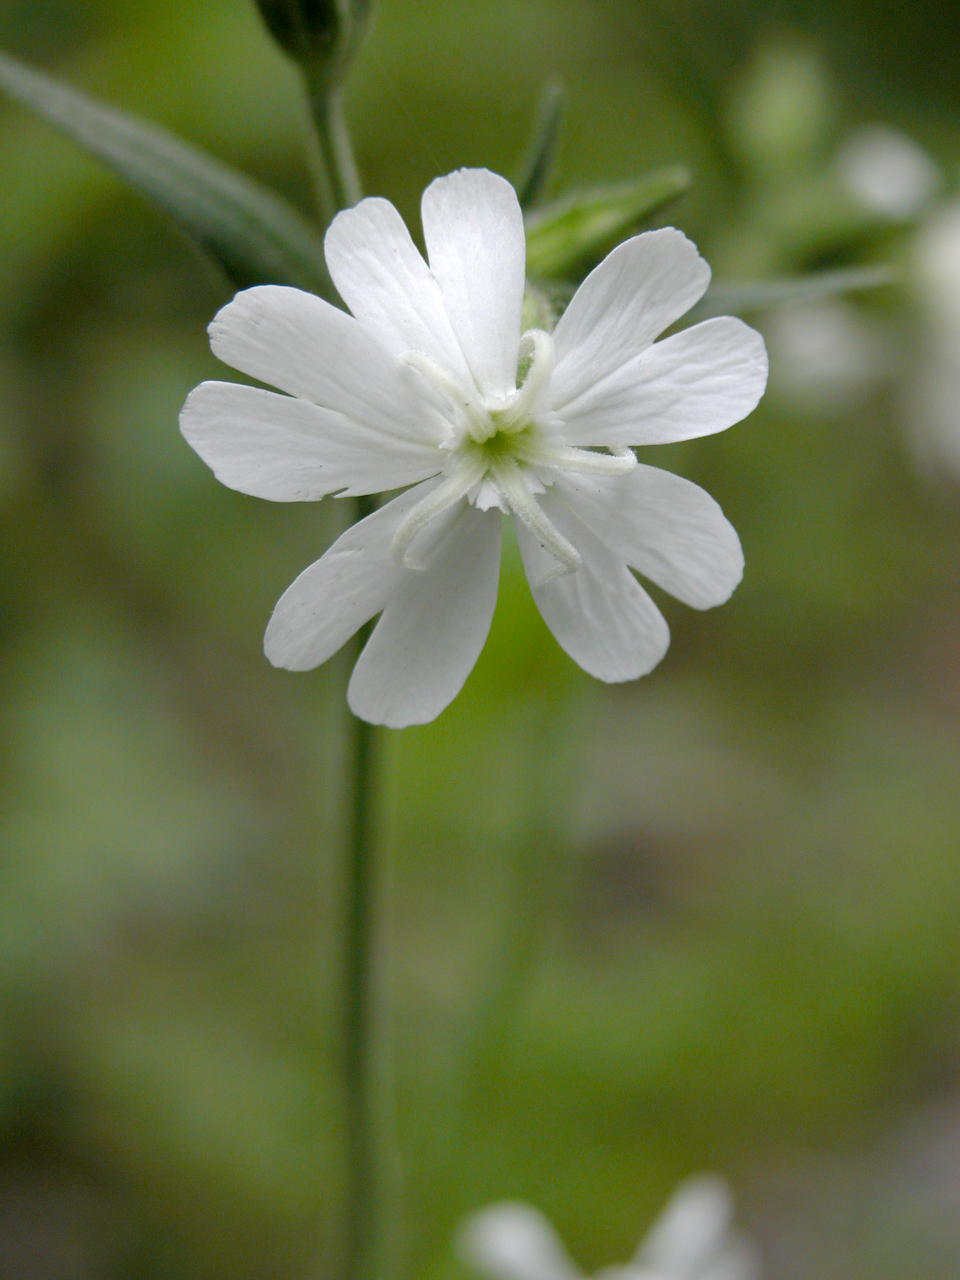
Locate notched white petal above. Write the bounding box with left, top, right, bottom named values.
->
left=518, top=494, right=670, bottom=682
left=206, top=284, right=447, bottom=446
left=348, top=502, right=502, bottom=727
left=459, top=1203, right=583, bottom=1280
left=180, top=381, right=441, bottom=501
left=557, top=466, right=744, bottom=609
left=562, top=316, right=768, bottom=449
left=421, top=168, right=526, bottom=398
left=324, top=195, right=472, bottom=385
left=264, top=482, right=441, bottom=671
left=550, top=228, right=712, bottom=411
left=635, top=1175, right=735, bottom=1273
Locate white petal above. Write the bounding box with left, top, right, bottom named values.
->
left=347, top=502, right=501, bottom=727
left=264, top=484, right=437, bottom=670
left=560, top=317, right=768, bottom=448
left=556, top=466, right=743, bottom=609
left=635, top=1176, right=735, bottom=1274
left=550, top=229, right=711, bottom=410
left=517, top=493, right=669, bottom=682
left=421, top=168, right=526, bottom=398
left=324, top=196, right=474, bottom=386
left=207, top=284, right=445, bottom=444
left=459, top=1203, right=583, bottom=1280
left=180, top=381, right=441, bottom=501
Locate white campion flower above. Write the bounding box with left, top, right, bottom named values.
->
left=180, top=169, right=767, bottom=727
left=459, top=1176, right=760, bottom=1280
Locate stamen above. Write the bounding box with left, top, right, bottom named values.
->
left=490, top=457, right=581, bottom=574
left=500, top=328, right=555, bottom=429
left=392, top=455, right=488, bottom=568
left=522, top=443, right=637, bottom=476
left=402, top=350, right=484, bottom=420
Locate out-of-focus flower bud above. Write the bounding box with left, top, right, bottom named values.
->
left=728, top=40, right=834, bottom=181
left=835, top=125, right=940, bottom=221
left=253, top=0, right=372, bottom=86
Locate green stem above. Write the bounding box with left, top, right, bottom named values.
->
left=300, top=73, right=376, bottom=1280
left=341, top=492, right=381, bottom=1280
left=305, top=77, right=362, bottom=227
left=342, top=698, right=378, bottom=1280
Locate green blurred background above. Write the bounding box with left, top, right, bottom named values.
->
left=2, top=1, right=960, bottom=1277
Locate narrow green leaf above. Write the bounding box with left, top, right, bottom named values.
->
left=524, top=166, right=692, bottom=279
left=0, top=48, right=330, bottom=295
left=515, top=78, right=565, bottom=211
left=693, top=266, right=896, bottom=319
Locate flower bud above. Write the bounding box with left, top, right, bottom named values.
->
left=253, top=0, right=371, bottom=85
left=524, top=167, right=691, bottom=280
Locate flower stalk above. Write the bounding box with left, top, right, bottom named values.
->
left=264, top=40, right=378, bottom=1269
left=305, top=77, right=362, bottom=227
left=341, top=656, right=380, bottom=1280
left=252, top=0, right=367, bottom=225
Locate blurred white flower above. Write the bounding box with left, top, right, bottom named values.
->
left=460, top=1175, right=759, bottom=1280
left=835, top=124, right=940, bottom=220
left=181, top=169, right=766, bottom=727
left=765, top=298, right=888, bottom=413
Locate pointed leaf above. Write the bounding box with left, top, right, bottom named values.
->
left=515, top=78, right=565, bottom=210
left=0, top=48, right=330, bottom=294
left=693, top=266, right=896, bottom=319
left=524, top=166, right=691, bottom=279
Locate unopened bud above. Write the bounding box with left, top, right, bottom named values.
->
left=253, top=0, right=371, bottom=86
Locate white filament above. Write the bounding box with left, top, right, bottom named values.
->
left=489, top=457, right=581, bottom=573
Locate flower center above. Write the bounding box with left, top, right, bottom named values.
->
left=394, top=328, right=636, bottom=575
left=464, top=416, right=536, bottom=463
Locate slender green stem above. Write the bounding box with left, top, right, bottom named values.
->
left=305, top=76, right=362, bottom=227
left=341, top=490, right=381, bottom=1280
left=300, top=73, right=377, bottom=1280
left=342, top=691, right=379, bottom=1280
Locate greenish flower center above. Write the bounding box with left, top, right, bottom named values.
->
left=391, top=325, right=636, bottom=577
left=463, top=416, right=537, bottom=466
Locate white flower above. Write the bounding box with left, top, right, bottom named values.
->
left=180, top=169, right=767, bottom=727
left=459, top=1176, right=760, bottom=1280
left=835, top=124, right=940, bottom=221
left=765, top=298, right=887, bottom=412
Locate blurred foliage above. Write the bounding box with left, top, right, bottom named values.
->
left=2, top=3, right=960, bottom=1280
